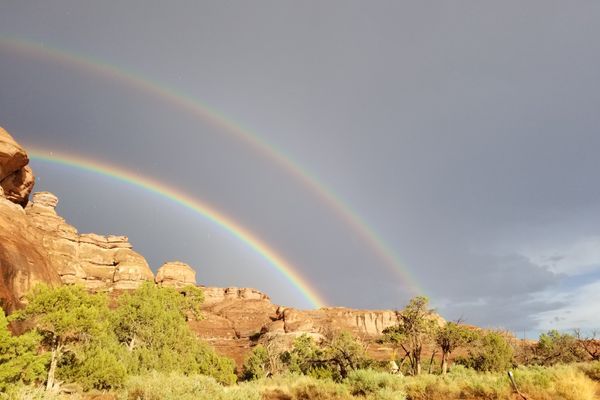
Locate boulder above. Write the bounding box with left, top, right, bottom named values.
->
left=0, top=126, right=34, bottom=205
left=0, top=126, right=28, bottom=181
left=155, top=261, right=196, bottom=288
left=25, top=191, right=154, bottom=290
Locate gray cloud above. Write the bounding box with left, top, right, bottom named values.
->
left=1, top=1, right=600, bottom=330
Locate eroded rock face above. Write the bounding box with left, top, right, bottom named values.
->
left=0, top=126, right=34, bottom=206
left=0, top=197, right=61, bottom=311
left=155, top=261, right=196, bottom=288
left=25, top=192, right=154, bottom=291
left=190, top=288, right=409, bottom=366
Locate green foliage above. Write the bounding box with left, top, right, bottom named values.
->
left=242, top=345, right=269, bottom=380
left=578, top=360, right=600, bottom=381
left=123, top=372, right=259, bottom=400
left=11, top=284, right=111, bottom=390
left=435, top=322, right=475, bottom=355
left=280, top=332, right=367, bottom=381
left=113, top=282, right=235, bottom=384
left=457, top=331, right=514, bottom=372
left=113, top=282, right=197, bottom=352
left=382, top=296, right=437, bottom=375
left=323, top=331, right=368, bottom=379
left=435, top=322, right=476, bottom=374
left=56, top=331, right=127, bottom=391
left=0, top=309, right=48, bottom=391
left=533, top=329, right=586, bottom=365
left=12, top=284, right=109, bottom=344
left=345, top=369, right=405, bottom=397
left=281, top=334, right=325, bottom=376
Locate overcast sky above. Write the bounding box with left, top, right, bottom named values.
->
left=1, top=1, right=599, bottom=335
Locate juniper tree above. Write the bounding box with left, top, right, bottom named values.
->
left=0, top=308, right=48, bottom=391
left=11, top=285, right=109, bottom=391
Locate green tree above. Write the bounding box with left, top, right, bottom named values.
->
left=281, top=334, right=325, bottom=377
left=242, top=345, right=270, bottom=380
left=436, top=321, right=476, bottom=374
left=112, top=282, right=235, bottom=384
left=11, top=284, right=109, bottom=390
left=280, top=332, right=366, bottom=381
left=56, top=330, right=127, bottom=390
left=0, top=308, right=48, bottom=391
left=382, top=296, right=437, bottom=375
left=113, top=282, right=203, bottom=353
left=322, top=331, right=367, bottom=379
left=534, top=330, right=586, bottom=365
left=459, top=331, right=514, bottom=372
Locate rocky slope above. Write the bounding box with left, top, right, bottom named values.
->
left=0, top=126, right=420, bottom=365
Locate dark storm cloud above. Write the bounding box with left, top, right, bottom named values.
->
left=1, top=1, right=600, bottom=331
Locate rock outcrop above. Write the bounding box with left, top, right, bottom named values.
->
left=25, top=192, right=154, bottom=291
left=0, top=126, right=445, bottom=368
left=0, top=196, right=61, bottom=311
left=0, top=127, right=155, bottom=307
left=156, top=261, right=196, bottom=288
left=189, top=288, right=407, bottom=365
left=0, top=126, right=34, bottom=206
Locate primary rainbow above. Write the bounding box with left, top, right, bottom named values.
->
left=29, top=148, right=326, bottom=309
left=1, top=36, right=424, bottom=297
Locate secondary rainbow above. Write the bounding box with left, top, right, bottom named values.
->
left=1, top=36, right=424, bottom=296
left=29, top=148, right=326, bottom=309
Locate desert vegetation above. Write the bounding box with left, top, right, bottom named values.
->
left=0, top=287, right=598, bottom=399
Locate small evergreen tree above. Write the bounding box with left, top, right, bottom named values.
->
left=382, top=296, right=437, bottom=375
left=0, top=308, right=48, bottom=391
left=436, top=321, right=476, bottom=374
left=458, top=331, right=514, bottom=372
left=112, top=282, right=235, bottom=384
left=11, top=284, right=109, bottom=391
left=534, top=330, right=586, bottom=365
left=242, top=345, right=270, bottom=380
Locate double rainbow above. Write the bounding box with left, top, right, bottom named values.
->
left=30, top=149, right=327, bottom=308
left=2, top=36, right=424, bottom=306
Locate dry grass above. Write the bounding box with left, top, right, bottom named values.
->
left=2, top=363, right=597, bottom=400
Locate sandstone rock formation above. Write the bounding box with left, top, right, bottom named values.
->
left=25, top=192, right=154, bottom=291
left=0, top=196, right=61, bottom=311
left=155, top=261, right=196, bottom=288
left=0, top=126, right=446, bottom=368
left=0, top=126, right=34, bottom=206
left=189, top=287, right=407, bottom=365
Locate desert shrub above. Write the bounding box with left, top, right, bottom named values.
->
left=242, top=345, right=270, bottom=380
left=532, top=330, right=587, bottom=365
left=280, top=332, right=367, bottom=381
left=0, top=385, right=61, bottom=400
left=456, top=331, right=514, bottom=372
left=345, top=369, right=404, bottom=396
left=122, top=372, right=258, bottom=400
left=398, top=364, right=597, bottom=400
left=0, top=309, right=49, bottom=391
left=578, top=361, right=600, bottom=381
left=513, top=364, right=596, bottom=400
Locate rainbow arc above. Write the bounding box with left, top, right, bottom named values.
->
left=30, top=150, right=326, bottom=309
left=1, top=36, right=424, bottom=300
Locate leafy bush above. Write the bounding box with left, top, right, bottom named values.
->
left=456, top=331, right=514, bottom=372
left=122, top=372, right=257, bottom=400
left=345, top=369, right=405, bottom=397
left=242, top=345, right=269, bottom=380
left=0, top=309, right=49, bottom=391
left=578, top=360, right=600, bottom=381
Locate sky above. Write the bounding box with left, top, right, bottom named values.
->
left=1, top=1, right=599, bottom=336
